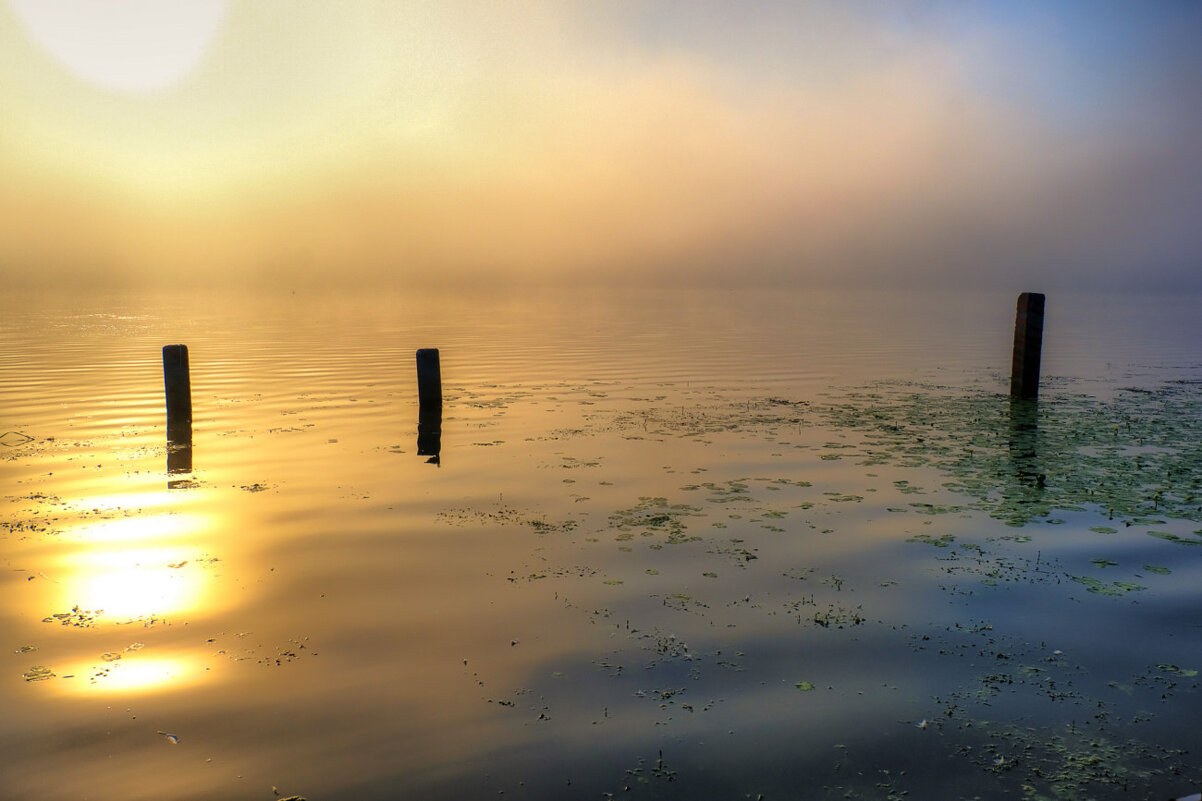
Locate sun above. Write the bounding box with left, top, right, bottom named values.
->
left=7, top=0, right=228, bottom=94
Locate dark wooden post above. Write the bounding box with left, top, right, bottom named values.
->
left=1010, top=293, right=1045, bottom=400
left=163, top=344, right=193, bottom=483
left=416, top=348, right=442, bottom=405
left=163, top=345, right=192, bottom=429
left=416, top=348, right=442, bottom=466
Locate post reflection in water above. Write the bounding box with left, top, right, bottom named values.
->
left=167, top=418, right=193, bottom=484
left=1007, top=398, right=1046, bottom=505
left=417, top=401, right=442, bottom=465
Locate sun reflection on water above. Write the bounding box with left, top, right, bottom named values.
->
left=38, top=501, right=230, bottom=695
left=59, top=547, right=207, bottom=621
left=59, top=513, right=202, bottom=544
left=70, top=490, right=182, bottom=513
left=55, top=655, right=210, bottom=696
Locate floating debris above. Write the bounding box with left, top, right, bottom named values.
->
left=22, top=665, right=54, bottom=682
left=0, top=431, right=35, bottom=447
left=1157, top=664, right=1199, bottom=678
left=42, top=606, right=99, bottom=627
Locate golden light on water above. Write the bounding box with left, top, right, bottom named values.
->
left=38, top=521, right=225, bottom=695
left=54, top=654, right=209, bottom=697
left=59, top=547, right=206, bottom=621
left=58, top=514, right=198, bottom=544
left=70, top=491, right=180, bottom=512
left=45, top=496, right=227, bottom=626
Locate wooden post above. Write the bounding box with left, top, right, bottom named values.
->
left=416, top=348, right=442, bottom=405
left=1010, top=293, right=1045, bottom=400
left=163, top=344, right=192, bottom=429
left=416, top=348, right=442, bottom=466
left=163, top=344, right=193, bottom=484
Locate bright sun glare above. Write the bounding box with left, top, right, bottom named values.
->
left=7, top=0, right=227, bottom=93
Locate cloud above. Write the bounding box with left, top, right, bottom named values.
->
left=1, top=1, right=1199, bottom=291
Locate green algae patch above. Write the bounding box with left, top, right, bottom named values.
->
left=1072, top=576, right=1147, bottom=596
left=1157, top=664, right=1198, bottom=677
left=768, top=478, right=812, bottom=488
left=683, top=480, right=754, bottom=504
left=813, top=381, right=1202, bottom=528
left=907, top=533, right=954, bottom=547
left=1147, top=529, right=1202, bottom=546
left=609, top=496, right=702, bottom=545
left=794, top=681, right=816, bottom=691
left=935, top=652, right=1196, bottom=797
left=983, top=727, right=1183, bottom=799
left=908, top=501, right=967, bottom=515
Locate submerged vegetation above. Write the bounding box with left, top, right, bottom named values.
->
left=814, top=381, right=1202, bottom=528
left=492, top=377, right=1202, bottom=797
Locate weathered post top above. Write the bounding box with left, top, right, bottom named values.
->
left=1010, top=292, right=1045, bottom=400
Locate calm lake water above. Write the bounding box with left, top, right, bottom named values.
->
left=2, top=286, right=1202, bottom=801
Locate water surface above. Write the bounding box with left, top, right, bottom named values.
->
left=3, top=287, right=1202, bottom=800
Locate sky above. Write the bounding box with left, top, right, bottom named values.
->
left=1, top=1, right=1200, bottom=292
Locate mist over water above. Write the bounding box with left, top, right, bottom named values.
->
left=3, top=3, right=1202, bottom=294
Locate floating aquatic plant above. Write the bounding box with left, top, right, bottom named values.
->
left=812, top=381, right=1202, bottom=527
left=1071, top=576, right=1146, bottom=596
